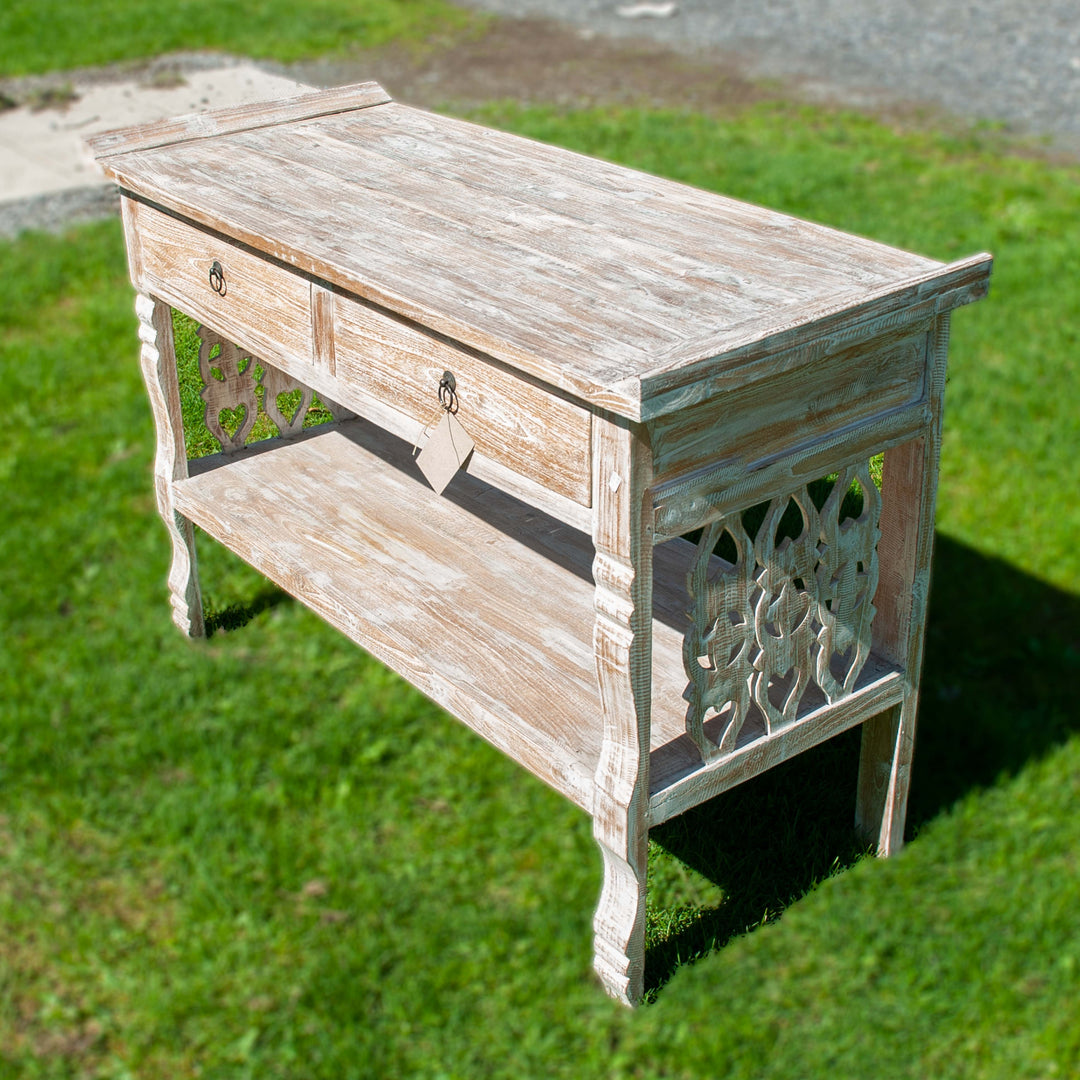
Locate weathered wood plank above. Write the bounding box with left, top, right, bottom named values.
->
left=651, top=399, right=930, bottom=540
left=650, top=323, right=928, bottom=487
left=87, top=81, right=391, bottom=159
left=126, top=199, right=313, bottom=371
left=856, top=314, right=953, bottom=855
left=639, top=254, right=992, bottom=415
left=326, top=103, right=939, bottom=282
left=233, top=118, right=873, bottom=350
left=134, top=290, right=204, bottom=637
left=98, top=108, right=992, bottom=422
left=173, top=421, right=607, bottom=812
left=333, top=291, right=592, bottom=505
left=589, top=413, right=654, bottom=1005
left=648, top=655, right=904, bottom=825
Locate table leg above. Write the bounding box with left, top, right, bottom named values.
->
left=136, top=292, right=205, bottom=638
left=857, top=314, right=951, bottom=854
left=590, top=413, right=653, bottom=1005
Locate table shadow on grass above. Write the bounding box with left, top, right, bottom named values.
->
left=203, top=581, right=291, bottom=634
left=643, top=532, right=1080, bottom=999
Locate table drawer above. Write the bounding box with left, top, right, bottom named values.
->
left=124, top=198, right=313, bottom=369
left=332, top=292, right=592, bottom=506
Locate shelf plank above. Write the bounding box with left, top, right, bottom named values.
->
left=175, top=420, right=617, bottom=811
left=173, top=421, right=901, bottom=814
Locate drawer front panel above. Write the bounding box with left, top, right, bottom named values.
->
left=649, top=323, right=930, bottom=488
left=333, top=292, right=592, bottom=505
left=126, top=199, right=313, bottom=369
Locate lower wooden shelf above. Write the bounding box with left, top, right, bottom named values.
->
left=174, top=419, right=904, bottom=825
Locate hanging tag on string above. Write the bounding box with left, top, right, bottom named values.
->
left=414, top=371, right=475, bottom=495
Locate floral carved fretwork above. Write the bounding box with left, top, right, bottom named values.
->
left=682, top=462, right=882, bottom=762
left=196, top=326, right=351, bottom=452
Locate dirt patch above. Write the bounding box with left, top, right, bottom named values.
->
left=284, top=16, right=772, bottom=113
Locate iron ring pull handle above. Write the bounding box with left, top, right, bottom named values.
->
left=438, top=370, right=458, bottom=414
left=208, top=260, right=226, bottom=296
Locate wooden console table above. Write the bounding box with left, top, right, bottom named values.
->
left=89, top=83, right=991, bottom=1006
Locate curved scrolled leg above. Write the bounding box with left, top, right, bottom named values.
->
left=136, top=292, right=205, bottom=638
left=593, top=824, right=648, bottom=1004
left=590, top=413, right=653, bottom=1006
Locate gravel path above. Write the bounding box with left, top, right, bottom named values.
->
left=457, top=0, right=1080, bottom=155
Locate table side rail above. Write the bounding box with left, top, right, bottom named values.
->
left=648, top=659, right=905, bottom=825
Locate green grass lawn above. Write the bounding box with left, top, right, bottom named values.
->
left=0, top=0, right=479, bottom=77
left=2, top=101, right=1079, bottom=1077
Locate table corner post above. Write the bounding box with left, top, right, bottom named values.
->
left=589, top=411, right=654, bottom=1005
left=135, top=291, right=206, bottom=639
left=857, top=313, right=952, bottom=855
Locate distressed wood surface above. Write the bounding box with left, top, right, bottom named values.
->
left=107, top=89, right=990, bottom=1008
left=333, top=291, right=592, bottom=505
left=135, top=292, right=204, bottom=637
left=311, top=283, right=337, bottom=376
left=86, top=81, right=391, bottom=159
left=856, top=314, right=953, bottom=856
left=681, top=461, right=881, bottom=761
left=649, top=655, right=904, bottom=826
left=96, top=102, right=992, bottom=421
left=652, top=398, right=928, bottom=541
left=649, top=323, right=928, bottom=487
left=174, top=420, right=608, bottom=812
left=174, top=418, right=900, bottom=817
left=589, top=413, right=654, bottom=1005
left=125, top=199, right=313, bottom=373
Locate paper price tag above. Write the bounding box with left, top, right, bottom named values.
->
left=416, top=411, right=475, bottom=495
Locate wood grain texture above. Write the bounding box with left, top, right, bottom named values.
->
left=857, top=314, right=952, bottom=855
left=135, top=292, right=204, bottom=637
left=650, top=323, right=928, bottom=487
left=681, top=461, right=881, bottom=761
left=86, top=81, right=391, bottom=159
left=311, top=283, right=337, bottom=376
left=589, top=413, right=654, bottom=1006
left=107, top=90, right=991, bottom=1007
left=333, top=291, right=592, bottom=505
left=652, top=400, right=928, bottom=541
left=638, top=254, right=990, bottom=415
left=96, top=103, right=992, bottom=422
left=175, top=421, right=608, bottom=812
left=650, top=656, right=904, bottom=826
left=126, top=199, right=313, bottom=372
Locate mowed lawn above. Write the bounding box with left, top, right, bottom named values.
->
left=2, top=40, right=1080, bottom=1080
left=0, top=0, right=480, bottom=75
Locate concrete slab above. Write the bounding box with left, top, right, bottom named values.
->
left=0, top=62, right=312, bottom=235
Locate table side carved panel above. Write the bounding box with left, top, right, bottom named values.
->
left=681, top=461, right=881, bottom=763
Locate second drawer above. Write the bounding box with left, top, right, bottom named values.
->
left=332, top=291, right=592, bottom=506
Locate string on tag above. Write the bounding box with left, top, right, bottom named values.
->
left=413, top=371, right=459, bottom=457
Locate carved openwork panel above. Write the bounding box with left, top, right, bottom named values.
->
left=197, top=326, right=352, bottom=453
left=683, top=462, right=882, bottom=762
